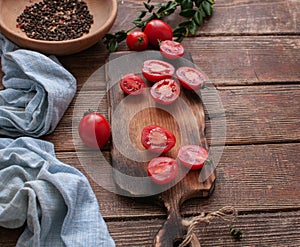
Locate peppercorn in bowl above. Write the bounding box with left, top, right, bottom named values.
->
left=0, top=0, right=117, bottom=55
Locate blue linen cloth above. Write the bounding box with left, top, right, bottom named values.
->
left=0, top=33, right=76, bottom=137
left=0, top=137, right=115, bottom=246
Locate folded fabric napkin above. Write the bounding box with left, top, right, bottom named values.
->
left=0, top=137, right=115, bottom=246
left=0, top=33, right=76, bottom=137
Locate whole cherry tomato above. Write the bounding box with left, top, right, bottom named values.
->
left=150, top=79, right=180, bottom=105
left=142, top=59, right=175, bottom=82
left=176, top=66, right=206, bottom=90
left=78, top=112, right=111, bottom=149
left=144, top=19, right=173, bottom=46
left=177, top=145, right=208, bottom=170
left=120, top=73, right=146, bottom=95
left=126, top=30, right=149, bottom=51
left=147, top=157, right=178, bottom=184
left=141, top=125, right=176, bottom=153
left=160, top=40, right=185, bottom=60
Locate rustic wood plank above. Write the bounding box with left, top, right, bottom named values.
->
left=51, top=142, right=300, bottom=219
left=2, top=37, right=298, bottom=103
left=2, top=210, right=300, bottom=247
left=42, top=84, right=300, bottom=150
left=185, top=36, right=300, bottom=86
left=107, top=211, right=300, bottom=247
left=109, top=0, right=300, bottom=36
left=206, top=84, right=300, bottom=145
left=58, top=36, right=300, bottom=88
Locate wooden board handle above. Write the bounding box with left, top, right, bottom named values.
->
left=153, top=204, right=185, bottom=247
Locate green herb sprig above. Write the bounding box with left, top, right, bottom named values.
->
left=103, top=0, right=214, bottom=52
left=229, top=224, right=243, bottom=241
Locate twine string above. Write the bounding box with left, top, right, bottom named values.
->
left=179, top=206, right=237, bottom=247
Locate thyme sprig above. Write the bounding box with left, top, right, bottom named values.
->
left=103, top=0, right=214, bottom=52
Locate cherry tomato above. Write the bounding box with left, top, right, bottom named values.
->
left=147, top=157, right=178, bottom=184
left=177, top=145, right=208, bottom=170
left=120, top=73, right=146, bottom=95
left=150, top=79, right=180, bottom=105
left=78, top=112, right=111, bottom=149
left=126, top=30, right=149, bottom=51
left=142, top=59, right=175, bottom=82
left=141, top=125, right=176, bottom=153
left=160, top=40, right=184, bottom=60
left=176, top=66, right=206, bottom=90
left=144, top=19, right=173, bottom=46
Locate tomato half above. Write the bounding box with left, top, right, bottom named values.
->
left=177, top=145, right=208, bottom=170
left=176, top=66, right=206, bottom=90
left=142, top=60, right=175, bottom=83
left=78, top=112, right=111, bottom=149
left=144, top=20, right=173, bottom=47
left=141, top=125, right=176, bottom=153
left=126, top=30, right=149, bottom=51
left=120, top=73, right=146, bottom=95
left=147, top=157, right=178, bottom=184
left=150, top=79, right=180, bottom=105
left=160, top=40, right=184, bottom=60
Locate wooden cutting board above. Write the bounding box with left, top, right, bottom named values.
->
left=107, top=51, right=216, bottom=246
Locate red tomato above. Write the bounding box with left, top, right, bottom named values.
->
left=150, top=79, right=180, bottom=105
left=160, top=40, right=184, bottom=59
left=126, top=30, right=149, bottom=51
left=120, top=73, right=146, bottom=95
left=144, top=19, right=173, bottom=46
left=176, top=66, right=206, bottom=90
left=141, top=125, right=176, bottom=153
left=147, top=157, right=178, bottom=184
left=142, top=59, right=175, bottom=82
left=78, top=112, right=111, bottom=149
left=177, top=145, right=208, bottom=170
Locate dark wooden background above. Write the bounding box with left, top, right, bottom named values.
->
left=1, top=0, right=300, bottom=246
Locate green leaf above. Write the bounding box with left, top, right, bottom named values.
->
left=175, top=35, right=184, bottom=42
left=193, top=9, right=203, bottom=26
left=179, top=20, right=193, bottom=27
left=104, top=33, right=115, bottom=40
left=173, top=26, right=186, bottom=36
left=138, top=10, right=147, bottom=18
left=176, top=0, right=183, bottom=4
left=132, top=20, right=145, bottom=28
left=115, top=30, right=127, bottom=42
left=189, top=20, right=197, bottom=34
left=199, top=6, right=206, bottom=18
left=202, top=0, right=213, bottom=16
left=180, top=8, right=196, bottom=18
left=194, top=0, right=203, bottom=8
left=108, top=39, right=118, bottom=52
left=143, top=2, right=154, bottom=12
left=181, top=0, right=193, bottom=10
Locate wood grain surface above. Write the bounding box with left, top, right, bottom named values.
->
left=0, top=0, right=300, bottom=246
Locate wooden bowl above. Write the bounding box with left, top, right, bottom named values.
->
left=0, top=0, right=118, bottom=55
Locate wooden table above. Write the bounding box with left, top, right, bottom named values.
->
left=1, top=0, right=300, bottom=246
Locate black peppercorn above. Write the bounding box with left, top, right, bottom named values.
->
left=16, top=0, right=94, bottom=41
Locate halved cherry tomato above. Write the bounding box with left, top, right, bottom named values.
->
left=147, top=157, right=178, bottom=184
left=126, top=30, right=149, bottom=51
left=177, top=145, right=208, bottom=170
left=150, top=79, right=180, bottom=105
left=142, top=59, right=175, bottom=82
left=176, top=66, right=206, bottom=90
left=78, top=112, right=111, bottom=149
left=144, top=19, right=173, bottom=46
left=160, top=40, right=184, bottom=60
left=141, top=125, right=176, bottom=153
left=120, top=73, right=146, bottom=95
